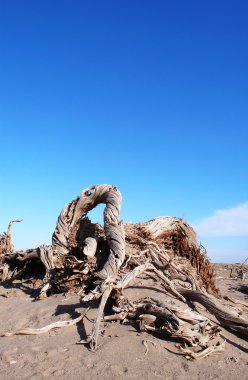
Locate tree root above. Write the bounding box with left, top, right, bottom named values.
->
left=179, top=290, right=248, bottom=336
left=2, top=309, right=89, bottom=337
left=1, top=184, right=248, bottom=359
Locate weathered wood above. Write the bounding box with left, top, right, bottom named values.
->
left=52, top=184, right=125, bottom=279
left=0, top=219, right=22, bottom=258
left=2, top=311, right=88, bottom=336
left=37, top=245, right=56, bottom=299
left=83, top=237, right=97, bottom=258
left=1, top=184, right=248, bottom=359
left=180, top=289, right=248, bottom=336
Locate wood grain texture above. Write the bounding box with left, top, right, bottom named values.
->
left=1, top=184, right=247, bottom=358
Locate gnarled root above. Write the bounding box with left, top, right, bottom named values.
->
left=1, top=184, right=248, bottom=360
left=180, top=290, right=248, bottom=336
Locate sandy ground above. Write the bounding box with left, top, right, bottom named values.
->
left=0, top=265, right=248, bottom=380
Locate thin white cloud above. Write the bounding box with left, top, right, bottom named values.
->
left=193, top=202, right=248, bottom=237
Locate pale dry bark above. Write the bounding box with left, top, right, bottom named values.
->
left=1, top=184, right=248, bottom=359
left=52, top=184, right=125, bottom=280
left=0, top=219, right=22, bottom=259
left=1, top=185, right=125, bottom=295
left=180, top=289, right=248, bottom=336
left=2, top=311, right=88, bottom=337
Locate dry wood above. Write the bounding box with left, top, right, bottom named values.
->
left=179, top=289, right=248, bottom=336
left=2, top=311, right=88, bottom=337
left=179, top=340, right=226, bottom=360
left=83, top=237, right=98, bottom=258
left=223, top=295, right=248, bottom=308
left=0, top=219, right=22, bottom=258
left=1, top=184, right=248, bottom=359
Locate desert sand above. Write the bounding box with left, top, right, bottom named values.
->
left=0, top=264, right=247, bottom=380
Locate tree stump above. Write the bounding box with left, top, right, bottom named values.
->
left=1, top=184, right=247, bottom=357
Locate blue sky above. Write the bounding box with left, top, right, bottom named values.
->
left=0, top=1, right=247, bottom=262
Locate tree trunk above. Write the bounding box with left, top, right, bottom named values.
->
left=1, top=184, right=247, bottom=357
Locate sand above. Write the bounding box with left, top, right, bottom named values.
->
left=0, top=265, right=247, bottom=380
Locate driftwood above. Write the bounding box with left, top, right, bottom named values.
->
left=0, top=219, right=22, bottom=258
left=2, top=312, right=88, bottom=337
left=1, top=184, right=248, bottom=359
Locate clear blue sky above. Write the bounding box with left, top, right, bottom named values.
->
left=0, top=1, right=247, bottom=262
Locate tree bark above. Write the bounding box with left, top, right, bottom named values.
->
left=1, top=184, right=247, bottom=358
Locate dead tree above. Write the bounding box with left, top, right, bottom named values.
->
left=1, top=184, right=247, bottom=358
